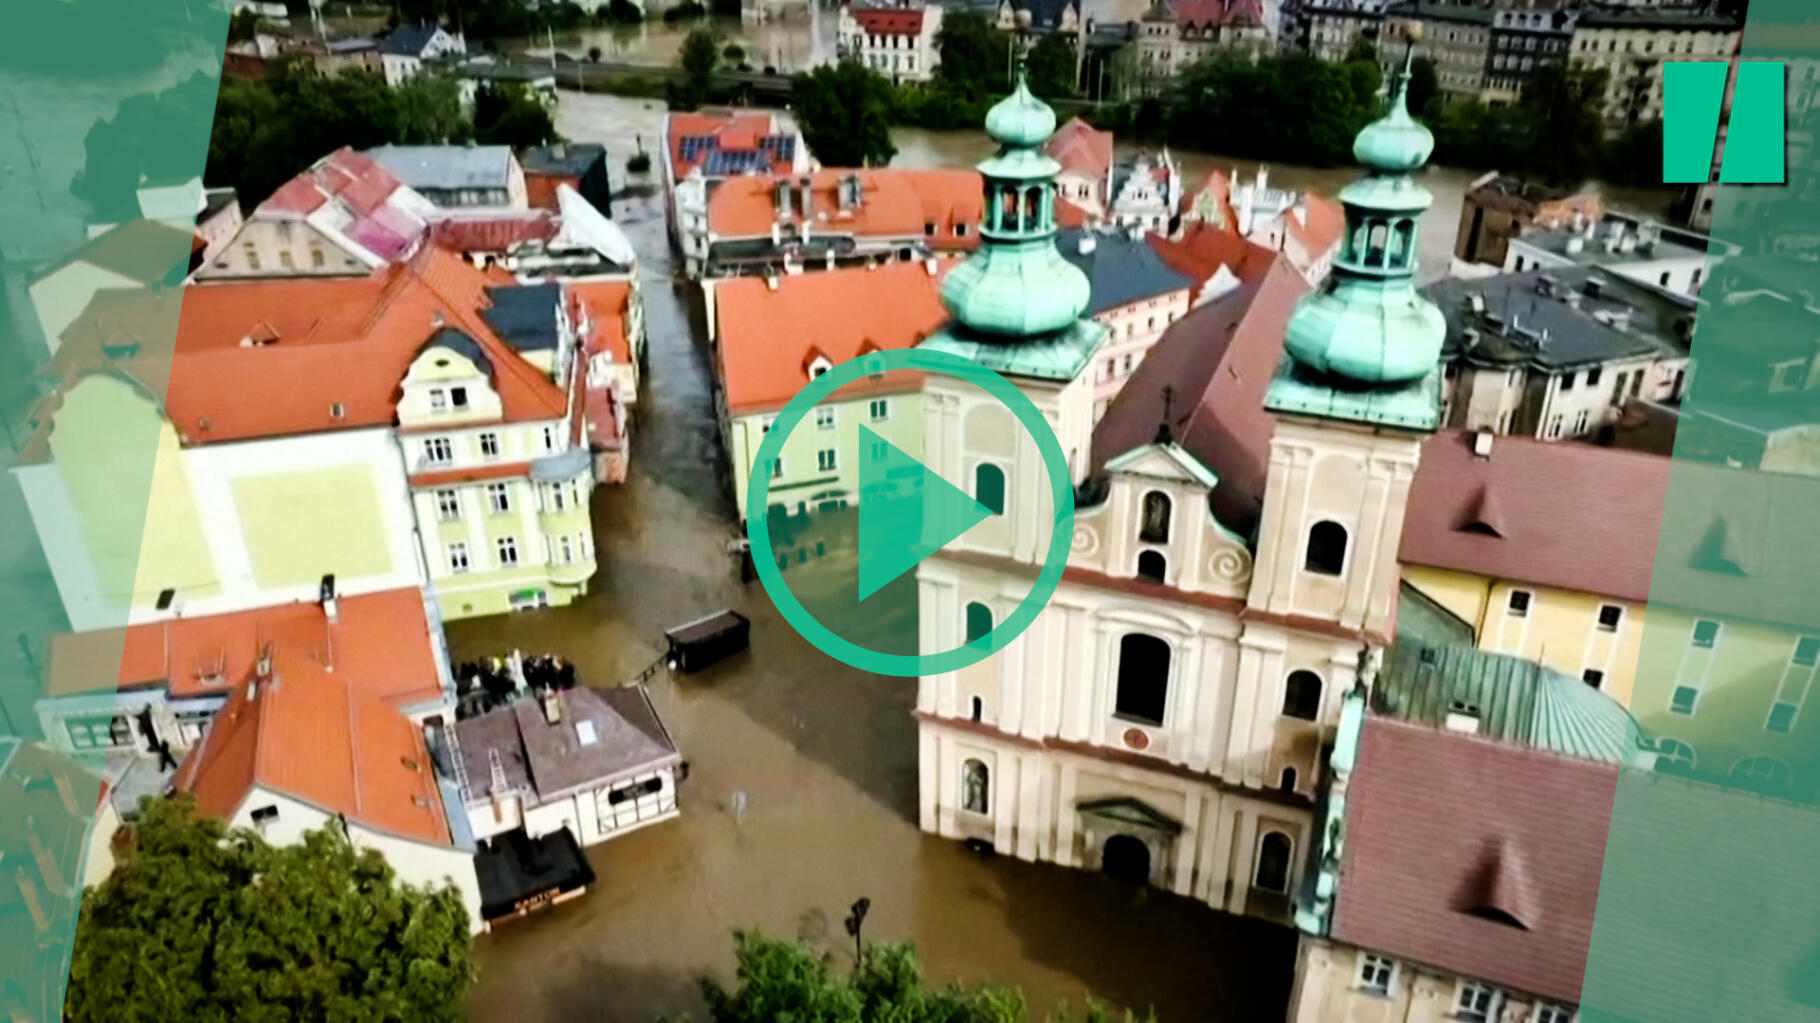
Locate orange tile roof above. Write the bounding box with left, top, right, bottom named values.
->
left=571, top=280, right=633, bottom=363
left=170, top=589, right=452, bottom=846
left=853, top=7, right=925, bottom=34
left=714, top=261, right=949, bottom=415
left=666, top=111, right=782, bottom=178
left=1283, top=193, right=1346, bottom=258
left=1146, top=223, right=1276, bottom=297
left=46, top=588, right=444, bottom=704
left=28, top=247, right=569, bottom=453
left=1045, top=117, right=1114, bottom=182
left=707, top=168, right=981, bottom=249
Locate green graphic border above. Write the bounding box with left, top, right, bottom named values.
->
left=744, top=348, right=1075, bottom=677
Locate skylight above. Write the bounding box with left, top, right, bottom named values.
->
left=576, top=720, right=599, bottom=746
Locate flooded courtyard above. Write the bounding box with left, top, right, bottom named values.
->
left=452, top=101, right=1297, bottom=1022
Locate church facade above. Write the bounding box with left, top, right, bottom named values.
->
left=913, top=61, right=1447, bottom=922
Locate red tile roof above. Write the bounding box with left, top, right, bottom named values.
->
left=47, top=589, right=444, bottom=704
left=1045, top=117, right=1115, bottom=183
left=1332, top=716, right=1617, bottom=1005
left=1401, top=431, right=1670, bottom=603
left=1146, top=223, right=1276, bottom=298
left=1181, top=169, right=1238, bottom=223
left=707, top=169, right=981, bottom=249
left=1172, top=0, right=1264, bottom=26
left=33, top=247, right=569, bottom=450
left=853, top=7, right=924, bottom=34
left=1282, top=194, right=1346, bottom=261
left=714, top=260, right=949, bottom=415
left=429, top=212, right=559, bottom=253
left=1091, top=254, right=1308, bottom=536
left=259, top=146, right=408, bottom=219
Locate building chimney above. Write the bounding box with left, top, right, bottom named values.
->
left=1078, top=233, right=1096, bottom=254
left=1473, top=431, right=1494, bottom=457
left=798, top=175, right=814, bottom=238
left=541, top=688, right=562, bottom=724
left=1444, top=700, right=1481, bottom=733
left=320, top=573, right=338, bottom=622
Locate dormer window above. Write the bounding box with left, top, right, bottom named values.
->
left=809, top=355, right=833, bottom=379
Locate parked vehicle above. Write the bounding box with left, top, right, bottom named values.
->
left=665, top=610, right=750, bottom=673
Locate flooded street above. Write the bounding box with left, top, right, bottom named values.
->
left=454, top=94, right=1297, bottom=1022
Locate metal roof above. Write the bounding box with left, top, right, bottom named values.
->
left=367, top=144, right=516, bottom=192
left=1057, top=228, right=1196, bottom=316
left=1373, top=639, right=1653, bottom=766
left=481, top=283, right=563, bottom=353
left=1426, top=266, right=1694, bottom=371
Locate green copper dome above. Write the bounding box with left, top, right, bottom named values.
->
left=930, top=66, right=1093, bottom=342
left=1272, top=49, right=1445, bottom=413
left=984, top=73, right=1057, bottom=149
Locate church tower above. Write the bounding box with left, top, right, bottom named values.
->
left=916, top=67, right=1107, bottom=567
left=1246, top=47, right=1445, bottom=641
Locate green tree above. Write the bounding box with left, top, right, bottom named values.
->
left=677, top=26, right=721, bottom=106
left=1603, top=118, right=1665, bottom=188
left=698, top=930, right=1155, bottom=1023
left=935, top=10, right=1010, bottom=99
left=1517, top=62, right=1610, bottom=187
left=66, top=797, right=473, bottom=1023
left=723, top=42, right=747, bottom=65
left=1026, top=31, right=1077, bottom=100
left=1342, top=34, right=1378, bottom=66
left=473, top=83, right=559, bottom=148
left=392, top=73, right=471, bottom=144
left=74, top=70, right=222, bottom=218
left=228, top=9, right=259, bottom=42
left=605, top=0, right=643, bottom=23
left=1408, top=55, right=1439, bottom=119
left=791, top=61, right=899, bottom=167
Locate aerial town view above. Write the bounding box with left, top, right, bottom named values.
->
left=3, top=0, right=1818, bottom=1020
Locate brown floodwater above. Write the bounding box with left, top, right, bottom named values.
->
left=455, top=99, right=1299, bottom=1022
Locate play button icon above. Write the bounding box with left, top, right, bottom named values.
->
left=856, top=425, right=992, bottom=602
left=745, top=348, right=1075, bottom=677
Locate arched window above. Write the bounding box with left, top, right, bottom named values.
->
left=1137, top=550, right=1167, bottom=583
left=1283, top=671, right=1322, bottom=720
left=1391, top=218, right=1416, bottom=269
left=1732, top=755, right=1792, bottom=788
left=1365, top=221, right=1388, bottom=265
left=975, top=463, right=1006, bottom=515
left=1655, top=737, right=1696, bottom=772
left=1304, top=521, right=1348, bottom=576
left=965, top=602, right=993, bottom=644
left=1254, top=831, right=1293, bottom=894
left=961, top=759, right=989, bottom=814
left=1140, top=491, right=1172, bottom=543
left=970, top=696, right=983, bottom=722
left=1279, top=767, right=1297, bottom=793
left=1023, top=186, right=1041, bottom=230
left=1115, top=633, right=1171, bottom=726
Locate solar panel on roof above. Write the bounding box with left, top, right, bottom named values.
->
left=679, top=135, right=719, bottom=161
left=759, top=135, right=796, bottom=159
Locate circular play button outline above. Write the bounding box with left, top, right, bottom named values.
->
left=745, top=347, right=1076, bottom=677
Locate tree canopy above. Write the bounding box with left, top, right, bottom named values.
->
left=696, top=930, right=1156, bottom=1023
left=1166, top=51, right=1383, bottom=167
left=791, top=61, right=900, bottom=167
left=73, top=70, right=222, bottom=220
left=673, top=26, right=722, bottom=107
left=935, top=11, right=1011, bottom=99
left=206, top=62, right=470, bottom=208
left=1025, top=32, right=1078, bottom=100
left=473, top=84, right=558, bottom=149
left=66, top=797, right=473, bottom=1023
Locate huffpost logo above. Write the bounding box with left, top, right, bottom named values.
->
left=1664, top=61, right=1787, bottom=184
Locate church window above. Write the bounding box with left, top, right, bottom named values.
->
left=965, top=602, right=993, bottom=643
left=1114, top=633, right=1170, bottom=726
left=1136, top=550, right=1166, bottom=582
left=1253, top=831, right=1293, bottom=893
left=961, top=759, right=989, bottom=814
left=975, top=463, right=1006, bottom=515
left=1139, top=491, right=1171, bottom=543
left=1283, top=671, right=1322, bottom=720
left=1391, top=218, right=1415, bottom=269
left=1304, top=520, right=1348, bottom=576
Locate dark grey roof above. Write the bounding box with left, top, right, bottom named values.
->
left=482, top=283, right=563, bottom=353
left=1057, top=228, right=1196, bottom=316
left=1577, top=6, right=1739, bottom=30
left=380, top=23, right=443, bottom=57
left=323, top=37, right=377, bottom=54
left=452, top=685, right=681, bottom=805
left=368, top=144, right=515, bottom=192
left=520, top=143, right=606, bottom=177
left=1426, top=266, right=1696, bottom=372
left=418, top=327, right=495, bottom=381
left=1518, top=213, right=1716, bottom=267
left=1387, top=0, right=1493, bottom=24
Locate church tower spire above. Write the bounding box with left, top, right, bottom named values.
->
left=1265, top=36, right=1445, bottom=430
